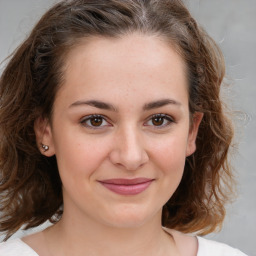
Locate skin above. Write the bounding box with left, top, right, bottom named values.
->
left=30, top=33, right=202, bottom=256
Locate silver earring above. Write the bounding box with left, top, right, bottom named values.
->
left=41, top=144, right=49, bottom=152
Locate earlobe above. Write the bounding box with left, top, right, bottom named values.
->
left=186, top=112, right=203, bottom=157
left=34, top=117, right=55, bottom=156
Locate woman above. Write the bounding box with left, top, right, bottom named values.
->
left=0, top=0, right=248, bottom=255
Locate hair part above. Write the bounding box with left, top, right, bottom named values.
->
left=0, top=0, right=234, bottom=240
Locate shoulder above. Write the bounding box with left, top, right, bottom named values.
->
left=163, top=228, right=198, bottom=256
left=197, top=236, right=248, bottom=256
left=0, top=238, right=39, bottom=256
left=163, top=228, right=248, bottom=256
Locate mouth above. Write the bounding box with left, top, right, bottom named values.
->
left=98, top=178, right=154, bottom=195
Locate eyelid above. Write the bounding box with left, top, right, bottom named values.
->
left=80, top=114, right=112, bottom=129
left=79, top=113, right=175, bottom=130
left=144, top=113, right=175, bottom=128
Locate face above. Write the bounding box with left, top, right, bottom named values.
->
left=35, top=33, right=202, bottom=228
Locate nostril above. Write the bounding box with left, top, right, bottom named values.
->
left=108, top=129, right=149, bottom=170
left=109, top=147, right=149, bottom=171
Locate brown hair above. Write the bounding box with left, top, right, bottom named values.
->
left=0, top=0, right=234, bottom=240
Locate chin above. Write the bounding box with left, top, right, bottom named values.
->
left=102, top=204, right=159, bottom=229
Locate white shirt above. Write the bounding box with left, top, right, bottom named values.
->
left=196, top=237, right=248, bottom=256
left=0, top=236, right=248, bottom=256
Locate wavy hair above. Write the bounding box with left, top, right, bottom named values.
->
left=0, top=0, right=234, bottom=240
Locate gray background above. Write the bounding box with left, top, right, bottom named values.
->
left=0, top=0, right=255, bottom=255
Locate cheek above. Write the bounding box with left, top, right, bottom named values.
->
left=152, top=136, right=188, bottom=206
left=53, top=129, right=110, bottom=180
left=152, top=133, right=188, bottom=167
left=149, top=133, right=188, bottom=190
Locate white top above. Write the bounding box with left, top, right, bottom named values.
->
left=196, top=237, right=248, bottom=256
left=0, top=236, right=248, bottom=256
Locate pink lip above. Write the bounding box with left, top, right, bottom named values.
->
left=98, top=178, right=154, bottom=195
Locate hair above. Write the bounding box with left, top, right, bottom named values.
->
left=0, top=0, right=234, bottom=240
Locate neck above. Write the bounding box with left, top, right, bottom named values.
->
left=44, top=209, right=178, bottom=256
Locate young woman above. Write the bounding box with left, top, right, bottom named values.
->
left=0, top=0, right=248, bottom=255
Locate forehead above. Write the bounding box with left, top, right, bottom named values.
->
left=64, top=33, right=186, bottom=75
left=57, top=33, right=188, bottom=106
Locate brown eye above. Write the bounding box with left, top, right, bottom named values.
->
left=90, top=116, right=103, bottom=126
left=81, top=115, right=110, bottom=129
left=152, top=116, right=164, bottom=126
left=145, top=114, right=174, bottom=128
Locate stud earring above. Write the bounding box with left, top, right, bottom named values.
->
left=41, top=143, right=49, bottom=152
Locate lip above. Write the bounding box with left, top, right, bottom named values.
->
left=98, top=178, right=154, bottom=195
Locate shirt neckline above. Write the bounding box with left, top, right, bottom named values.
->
left=16, top=238, right=39, bottom=256
left=17, top=233, right=202, bottom=256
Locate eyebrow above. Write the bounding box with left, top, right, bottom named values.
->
left=69, top=98, right=181, bottom=111
left=142, top=99, right=181, bottom=111
left=69, top=100, right=117, bottom=111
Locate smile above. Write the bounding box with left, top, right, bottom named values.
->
left=98, top=178, right=154, bottom=195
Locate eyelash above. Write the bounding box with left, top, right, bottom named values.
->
left=80, top=114, right=110, bottom=129
left=144, top=114, right=174, bottom=128
left=80, top=114, right=174, bottom=130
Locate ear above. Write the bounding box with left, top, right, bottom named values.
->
left=186, top=112, right=203, bottom=157
left=34, top=116, right=55, bottom=157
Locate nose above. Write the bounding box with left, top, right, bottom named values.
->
left=109, top=126, right=149, bottom=171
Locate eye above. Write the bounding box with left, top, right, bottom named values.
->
left=80, top=114, right=110, bottom=129
left=144, top=114, right=174, bottom=128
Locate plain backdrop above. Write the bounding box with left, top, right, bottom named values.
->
left=0, top=1, right=255, bottom=255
